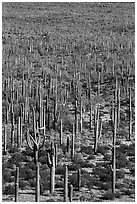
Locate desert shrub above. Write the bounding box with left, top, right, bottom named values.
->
left=55, top=181, right=64, bottom=188
left=22, top=147, right=34, bottom=157
left=87, top=154, right=95, bottom=160
left=28, top=178, right=36, bottom=187
left=55, top=166, right=65, bottom=175
left=69, top=172, right=82, bottom=188
left=129, top=166, right=135, bottom=176
left=39, top=149, right=47, bottom=158
left=129, top=157, right=135, bottom=163
left=116, top=169, right=125, bottom=179
left=116, top=150, right=129, bottom=169
left=80, top=146, right=93, bottom=155
left=3, top=184, right=15, bottom=195
left=72, top=153, right=85, bottom=165
left=115, top=183, right=126, bottom=189
left=79, top=161, right=95, bottom=168
left=25, top=162, right=36, bottom=170
left=101, top=190, right=121, bottom=200
left=118, top=143, right=135, bottom=156
left=46, top=198, right=56, bottom=202
left=40, top=181, right=50, bottom=193
left=69, top=171, right=96, bottom=189
left=103, top=153, right=111, bottom=161
left=8, top=146, right=21, bottom=154
left=2, top=161, right=14, bottom=170
left=20, top=167, right=35, bottom=180
left=97, top=145, right=109, bottom=155
left=3, top=170, right=14, bottom=183
left=121, top=189, right=135, bottom=196
left=8, top=152, right=27, bottom=166
left=97, top=181, right=111, bottom=191
left=127, top=144, right=135, bottom=156
left=19, top=180, right=29, bottom=189
left=39, top=156, right=47, bottom=164
left=68, top=163, right=80, bottom=171
left=93, top=163, right=112, bottom=182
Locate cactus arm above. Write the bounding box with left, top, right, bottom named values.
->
left=26, top=131, right=33, bottom=150
left=28, top=134, right=39, bottom=149
left=47, top=153, right=52, bottom=168
left=39, top=134, right=46, bottom=149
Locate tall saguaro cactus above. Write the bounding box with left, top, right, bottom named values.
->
left=26, top=108, right=45, bottom=165
left=111, top=107, right=117, bottom=194
left=47, top=152, right=55, bottom=194
left=64, top=165, right=68, bottom=202
left=94, top=105, right=100, bottom=154
left=15, top=166, right=19, bottom=202
left=4, top=125, right=7, bottom=154
left=71, top=123, right=75, bottom=159
left=35, top=164, right=40, bottom=202
left=129, top=87, right=132, bottom=140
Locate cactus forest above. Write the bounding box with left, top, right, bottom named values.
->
left=2, top=2, right=135, bottom=202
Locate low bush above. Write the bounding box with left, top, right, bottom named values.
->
left=69, top=171, right=96, bottom=190
left=79, top=160, right=95, bottom=168
left=3, top=184, right=15, bottom=195
left=103, top=153, right=111, bottom=161
left=116, top=150, right=130, bottom=169
left=80, top=146, right=93, bottom=155
left=55, top=166, right=65, bottom=175
left=8, top=152, right=27, bottom=166
left=40, top=181, right=50, bottom=194
left=25, top=162, right=36, bottom=170
left=39, top=156, right=47, bottom=164
left=93, top=163, right=112, bottom=182
left=87, top=154, right=95, bottom=160
left=129, top=167, right=135, bottom=176
left=28, top=178, right=36, bottom=187
left=101, top=190, right=121, bottom=200
left=121, top=189, right=135, bottom=196
left=96, top=181, right=111, bottom=191
left=68, top=163, right=80, bottom=171
left=116, top=169, right=125, bottom=179
left=115, top=182, right=126, bottom=189
left=8, top=147, right=21, bottom=154
left=55, top=181, right=64, bottom=188
left=19, top=180, right=29, bottom=189
left=129, top=157, right=135, bottom=163
left=97, top=145, right=109, bottom=155
left=118, top=143, right=135, bottom=157
left=20, top=167, right=35, bottom=180
left=3, top=170, right=14, bottom=183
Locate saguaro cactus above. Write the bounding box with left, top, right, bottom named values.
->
left=35, top=164, right=40, bottom=202
left=129, top=87, right=132, bottom=140
left=77, top=169, right=81, bottom=191
left=64, top=165, right=68, bottom=202
left=11, top=110, right=15, bottom=146
left=26, top=108, right=45, bottom=165
left=59, top=119, right=63, bottom=146
left=67, top=136, right=70, bottom=154
left=89, top=104, right=92, bottom=130
left=47, top=153, right=55, bottom=194
left=94, top=105, right=100, bottom=154
left=71, top=124, right=75, bottom=159
left=15, top=166, right=19, bottom=202
left=68, top=184, right=73, bottom=202
left=111, top=107, right=117, bottom=194
left=4, top=125, right=7, bottom=154
left=80, top=99, right=83, bottom=133
left=75, top=98, right=78, bottom=137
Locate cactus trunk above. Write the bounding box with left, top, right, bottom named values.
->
left=15, top=167, right=19, bottom=202
left=64, top=165, right=68, bottom=202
